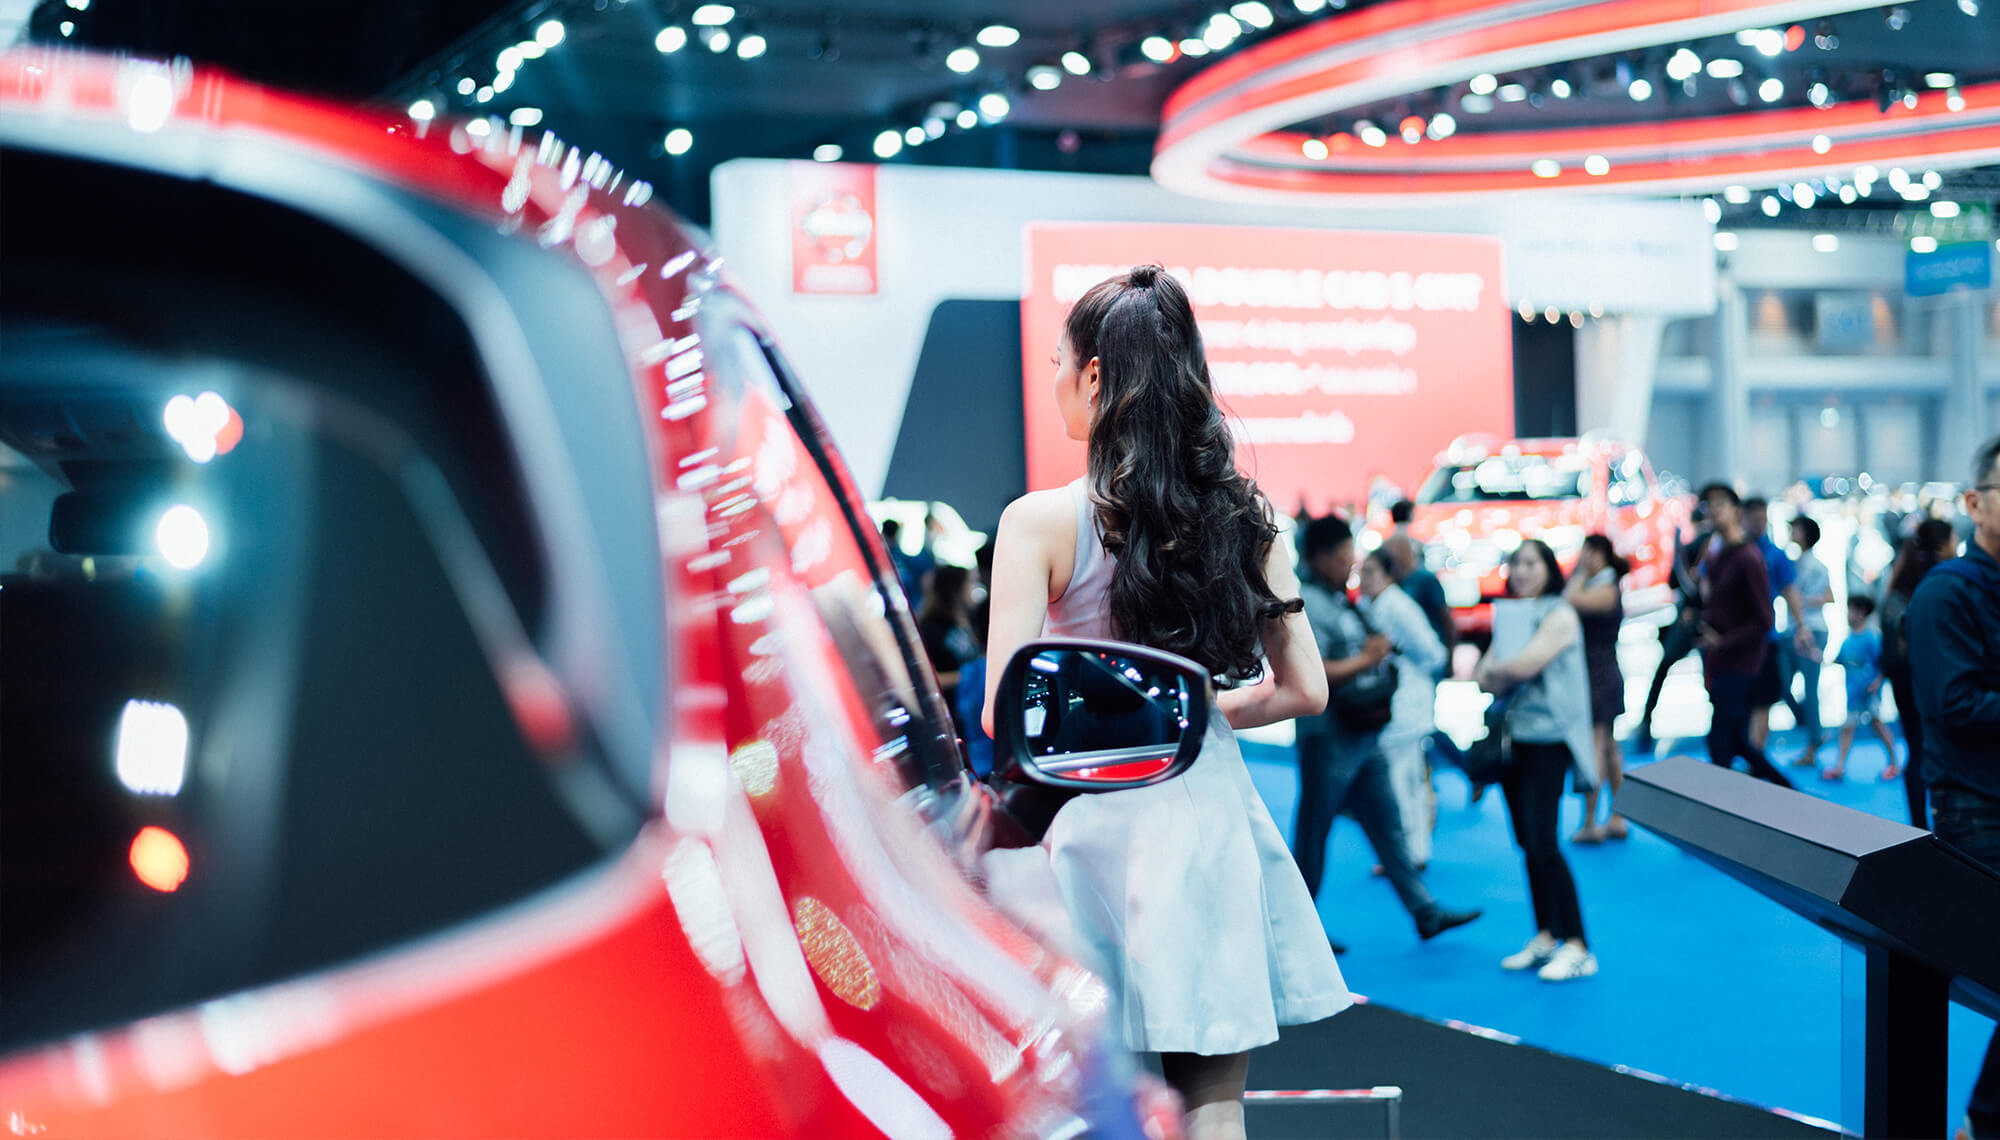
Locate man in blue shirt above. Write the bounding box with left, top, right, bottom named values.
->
left=1909, top=435, right=2000, bottom=1140
left=1741, top=497, right=1815, bottom=751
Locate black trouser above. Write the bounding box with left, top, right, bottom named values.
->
left=1705, top=670, right=1795, bottom=787
left=1499, top=740, right=1587, bottom=944
left=1639, top=617, right=1698, bottom=736
left=1293, top=729, right=1439, bottom=926
left=1887, top=668, right=1926, bottom=827
left=1932, top=786, right=2000, bottom=1134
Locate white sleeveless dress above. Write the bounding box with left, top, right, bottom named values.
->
left=1039, top=479, right=1352, bottom=1055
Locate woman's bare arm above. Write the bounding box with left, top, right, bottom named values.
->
left=980, top=490, right=1071, bottom=737
left=1216, top=539, right=1329, bottom=729
left=1478, top=603, right=1581, bottom=693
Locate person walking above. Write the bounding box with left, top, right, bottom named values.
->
left=1566, top=535, right=1630, bottom=842
left=1478, top=539, right=1599, bottom=981
left=1294, top=518, right=1481, bottom=946
left=1783, top=516, right=1833, bottom=767
left=1881, top=518, right=1960, bottom=825
left=1696, top=484, right=1796, bottom=788
left=1742, top=497, right=1816, bottom=752
left=982, top=266, right=1348, bottom=1140
left=1358, top=547, right=1450, bottom=868
left=1907, top=435, right=2000, bottom=1140
left=1823, top=596, right=1900, bottom=780
left=1383, top=533, right=1457, bottom=676
left=1634, top=518, right=1711, bottom=754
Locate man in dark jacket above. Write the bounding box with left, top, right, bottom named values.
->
left=1696, top=484, right=1794, bottom=787
left=1908, top=435, right=2000, bottom=1140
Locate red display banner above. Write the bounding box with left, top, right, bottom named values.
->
left=790, top=162, right=878, bottom=294
left=1020, top=223, right=1513, bottom=516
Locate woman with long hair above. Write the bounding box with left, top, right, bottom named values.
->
left=1564, top=534, right=1630, bottom=842
left=983, top=266, right=1347, bottom=1140
left=1478, top=539, right=1599, bottom=981
left=1880, top=517, right=1959, bottom=825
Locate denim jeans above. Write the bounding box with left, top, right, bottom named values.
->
left=1931, top=786, right=2000, bottom=1133
left=1781, top=628, right=1828, bottom=747
left=1293, top=728, right=1440, bottom=929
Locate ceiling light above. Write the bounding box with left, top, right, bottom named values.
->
left=1062, top=50, right=1092, bottom=76
left=923, top=116, right=945, bottom=138
left=1399, top=115, right=1425, bottom=143
left=1629, top=78, right=1653, bottom=101
left=1839, top=185, right=1856, bottom=203
left=1140, top=36, right=1175, bottom=63
left=1924, top=170, right=1942, bottom=189
left=1926, top=72, right=1959, bottom=89
left=814, top=144, right=843, bottom=162
left=1469, top=73, right=1498, bottom=95
left=1759, top=78, right=1783, bottom=102
left=1459, top=93, right=1494, bottom=114
left=1356, top=121, right=1387, bottom=147
left=656, top=26, right=687, bottom=52
left=691, top=4, right=735, bottom=25
left=976, top=24, right=1020, bottom=47
left=1901, top=183, right=1931, bottom=201
left=1531, top=159, right=1560, bottom=178
left=978, top=92, right=1011, bottom=120
left=535, top=19, right=565, bottom=48
left=664, top=127, right=694, bottom=155
left=497, top=45, right=523, bottom=72
left=1181, top=38, right=1211, bottom=57
left=1706, top=58, right=1744, bottom=79
left=457, top=77, right=475, bottom=94
left=116, top=700, right=189, bottom=796
left=1702, top=198, right=1721, bottom=223
left=475, top=86, right=494, bottom=103
left=956, top=108, right=978, bottom=128
left=1948, top=88, right=1966, bottom=111
left=1904, top=90, right=1920, bottom=109
left=156, top=505, right=210, bottom=569
left=58, top=20, right=73, bottom=36
left=1207, top=12, right=1242, bottom=42
left=1812, top=133, right=1831, bottom=153
left=516, top=40, right=544, bottom=61
left=1933, top=200, right=1961, bottom=218
left=491, top=69, right=515, bottom=93
left=1302, top=137, right=1329, bottom=159
left=1584, top=154, right=1610, bottom=176
left=1794, top=182, right=1815, bottom=207
left=1754, top=28, right=1785, bottom=56
left=704, top=28, right=731, bottom=52
left=1960, top=0, right=1979, bottom=14
left=904, top=126, right=925, bottom=146
left=1762, top=195, right=1781, bottom=216
left=1911, top=236, right=1938, bottom=253
left=737, top=33, right=766, bottom=58
left=1295, top=0, right=1328, bottom=10
left=1428, top=112, right=1456, bottom=139
left=1808, top=81, right=1830, bottom=107
left=509, top=106, right=542, bottom=126
left=1498, top=83, right=1527, bottom=102
left=946, top=46, right=980, bottom=72
left=1666, top=48, right=1701, bottom=81
left=1232, top=2, right=1276, bottom=29
left=1549, top=77, right=1572, bottom=98
left=408, top=98, right=436, bottom=121
left=1714, top=231, right=1740, bottom=251
left=1028, top=65, right=1062, bottom=90
left=873, top=130, right=903, bottom=158
left=1811, top=233, right=1839, bottom=253
left=1724, top=185, right=1751, bottom=204
left=1885, top=6, right=1911, bottom=30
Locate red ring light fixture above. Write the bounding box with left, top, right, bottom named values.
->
left=1153, top=0, right=1992, bottom=203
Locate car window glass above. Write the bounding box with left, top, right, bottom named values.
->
left=1418, top=455, right=1589, bottom=503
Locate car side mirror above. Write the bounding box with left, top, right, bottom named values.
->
left=992, top=638, right=1211, bottom=791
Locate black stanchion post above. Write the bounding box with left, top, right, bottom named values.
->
left=1862, top=946, right=1948, bottom=1140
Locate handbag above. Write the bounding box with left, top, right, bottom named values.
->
left=1457, top=694, right=1516, bottom=788
left=1325, top=599, right=1399, bottom=734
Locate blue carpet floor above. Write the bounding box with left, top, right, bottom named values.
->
left=1241, top=728, right=1994, bottom=1136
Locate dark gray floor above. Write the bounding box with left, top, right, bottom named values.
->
left=1146, top=1001, right=1837, bottom=1139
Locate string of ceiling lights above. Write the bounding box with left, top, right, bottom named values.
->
left=403, top=0, right=1353, bottom=164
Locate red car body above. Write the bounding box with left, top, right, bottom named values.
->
left=0, top=51, right=1171, bottom=1139
left=1371, top=434, right=1693, bottom=639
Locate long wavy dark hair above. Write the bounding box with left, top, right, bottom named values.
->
left=1065, top=264, right=1299, bottom=683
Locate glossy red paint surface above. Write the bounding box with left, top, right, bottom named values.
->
left=1370, top=437, right=1691, bottom=636
left=0, top=50, right=1137, bottom=1139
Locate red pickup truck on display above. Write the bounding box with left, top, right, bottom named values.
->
left=1372, top=434, right=1694, bottom=640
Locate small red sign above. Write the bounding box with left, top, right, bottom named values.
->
left=790, top=162, right=878, bottom=294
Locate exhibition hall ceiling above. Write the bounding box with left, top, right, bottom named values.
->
left=24, top=0, right=2000, bottom=227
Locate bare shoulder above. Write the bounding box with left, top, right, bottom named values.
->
left=998, top=487, right=1076, bottom=543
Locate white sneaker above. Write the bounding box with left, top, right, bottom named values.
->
left=1537, top=942, right=1599, bottom=982
left=1500, top=932, right=1559, bottom=971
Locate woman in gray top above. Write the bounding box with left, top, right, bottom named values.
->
left=1477, top=539, right=1599, bottom=982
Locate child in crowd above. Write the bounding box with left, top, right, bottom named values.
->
left=1826, top=596, right=1901, bottom=781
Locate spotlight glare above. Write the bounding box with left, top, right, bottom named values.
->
left=1706, top=58, right=1744, bottom=79
left=1911, top=235, right=1938, bottom=253
left=1427, top=112, right=1456, bottom=139
left=156, top=505, right=210, bottom=569
left=1295, top=0, right=1328, bottom=10
left=534, top=19, right=565, bottom=48
left=1469, top=73, right=1498, bottom=95
left=457, top=77, right=475, bottom=94
left=873, top=129, right=903, bottom=158
left=1948, top=88, right=1966, bottom=112
left=1759, top=77, right=1783, bottom=102
left=813, top=143, right=843, bottom=162
left=1231, top=2, right=1276, bottom=29
left=903, top=126, right=925, bottom=146
left=1302, top=137, right=1329, bottom=160
left=1584, top=154, right=1610, bottom=176
left=978, top=92, right=1011, bottom=120
left=1923, top=170, right=1942, bottom=189
left=508, top=106, right=542, bottom=126
left=116, top=700, right=189, bottom=796
left=408, top=98, right=436, bottom=121
left=975, top=24, right=1020, bottom=47
left=1497, top=83, right=1527, bottom=102
left=736, top=33, right=766, bottom=58
left=1839, top=185, right=1857, bottom=203
left=1140, top=36, right=1175, bottom=63
left=655, top=26, right=687, bottom=52
left=1724, top=185, right=1751, bottom=204
left=1812, top=134, right=1831, bottom=153
left=1629, top=78, right=1654, bottom=101
left=1028, top=65, right=1062, bottom=90
left=1549, top=78, right=1572, bottom=98
left=1809, top=82, right=1830, bottom=107
left=1926, top=72, right=1958, bottom=88
left=1531, top=158, right=1560, bottom=178
left=1762, top=196, right=1781, bottom=216
left=1932, top=200, right=1961, bottom=218
left=956, top=108, right=978, bottom=129
left=664, top=127, right=694, bottom=155
left=691, top=4, right=735, bottom=25
left=1714, top=231, right=1740, bottom=251
left=946, top=46, right=980, bottom=72
left=1181, top=38, right=1210, bottom=57
left=1702, top=198, right=1721, bottom=223
left=1061, top=51, right=1092, bottom=76
left=1754, top=28, right=1785, bottom=56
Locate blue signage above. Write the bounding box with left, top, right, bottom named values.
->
left=1906, top=240, right=1993, bottom=297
